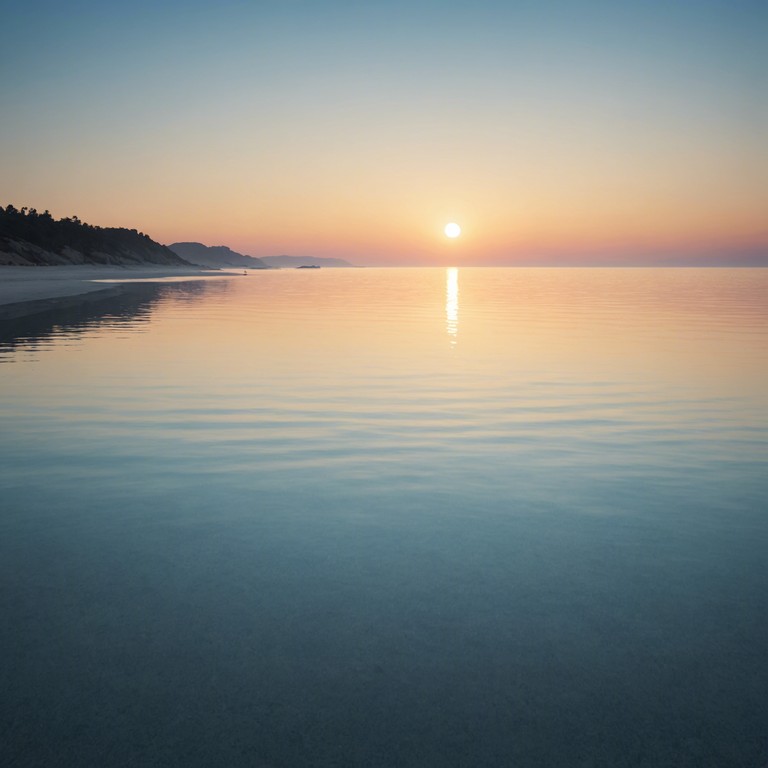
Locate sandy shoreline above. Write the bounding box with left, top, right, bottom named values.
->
left=0, top=265, right=234, bottom=319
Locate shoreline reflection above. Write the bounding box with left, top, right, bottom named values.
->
left=0, top=280, right=221, bottom=362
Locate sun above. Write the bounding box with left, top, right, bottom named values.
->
left=444, top=222, right=461, bottom=239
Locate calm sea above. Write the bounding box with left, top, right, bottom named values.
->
left=1, top=268, right=767, bottom=767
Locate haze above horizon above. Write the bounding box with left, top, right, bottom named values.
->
left=1, top=0, right=766, bottom=266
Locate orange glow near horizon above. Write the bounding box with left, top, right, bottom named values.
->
left=16, top=184, right=765, bottom=268
left=12, top=185, right=765, bottom=267
left=13, top=142, right=763, bottom=266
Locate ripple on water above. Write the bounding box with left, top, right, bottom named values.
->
left=0, top=268, right=767, bottom=767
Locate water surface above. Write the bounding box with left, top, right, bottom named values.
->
left=1, top=268, right=767, bottom=767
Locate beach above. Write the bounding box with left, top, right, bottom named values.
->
left=0, top=265, right=227, bottom=319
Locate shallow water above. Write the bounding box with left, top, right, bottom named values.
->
left=1, top=268, right=767, bottom=767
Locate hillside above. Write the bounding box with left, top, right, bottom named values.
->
left=0, top=205, right=194, bottom=267
left=168, top=242, right=269, bottom=269
left=262, top=255, right=355, bottom=268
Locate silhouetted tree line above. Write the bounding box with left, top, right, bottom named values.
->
left=0, top=204, right=189, bottom=265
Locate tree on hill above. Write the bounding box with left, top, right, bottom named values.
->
left=0, top=205, right=192, bottom=266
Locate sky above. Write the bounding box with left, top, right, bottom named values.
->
left=1, top=0, right=766, bottom=265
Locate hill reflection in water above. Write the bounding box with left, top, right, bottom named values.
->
left=0, top=279, right=227, bottom=362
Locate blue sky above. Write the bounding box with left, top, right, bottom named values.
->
left=1, top=0, right=765, bottom=263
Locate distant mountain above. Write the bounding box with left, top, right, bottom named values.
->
left=168, top=242, right=269, bottom=269
left=261, top=255, right=355, bottom=268
left=0, top=205, right=194, bottom=267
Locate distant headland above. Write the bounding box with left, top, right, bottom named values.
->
left=167, top=243, right=355, bottom=270
left=0, top=205, right=356, bottom=269
left=167, top=242, right=269, bottom=270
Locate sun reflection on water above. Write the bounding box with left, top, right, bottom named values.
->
left=445, top=267, right=459, bottom=348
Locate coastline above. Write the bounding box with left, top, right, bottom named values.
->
left=0, top=265, right=228, bottom=320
